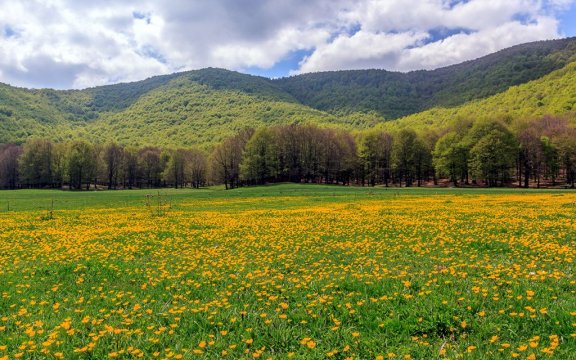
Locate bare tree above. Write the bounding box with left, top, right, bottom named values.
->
left=210, top=130, right=252, bottom=189
left=104, top=142, right=124, bottom=189
left=0, top=144, right=22, bottom=189
left=67, top=141, right=96, bottom=190
left=138, top=147, right=164, bottom=188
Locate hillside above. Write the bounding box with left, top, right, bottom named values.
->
left=0, top=70, right=362, bottom=146
left=380, top=60, right=576, bottom=132
left=0, top=83, right=80, bottom=144
left=82, top=76, right=380, bottom=148
left=1, top=37, right=576, bottom=147
left=275, top=37, right=576, bottom=119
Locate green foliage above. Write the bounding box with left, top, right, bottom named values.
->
left=0, top=68, right=384, bottom=148
left=0, top=84, right=74, bottom=144
left=433, top=132, right=468, bottom=185
left=468, top=128, right=518, bottom=186
left=186, top=68, right=298, bottom=102
left=240, top=128, right=278, bottom=184
left=382, top=61, right=576, bottom=133
left=18, top=139, right=54, bottom=188
left=83, top=77, right=352, bottom=148
left=391, top=129, right=431, bottom=187
left=358, top=130, right=393, bottom=186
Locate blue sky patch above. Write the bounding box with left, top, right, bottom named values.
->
left=132, top=11, right=151, bottom=24
left=512, top=13, right=537, bottom=26
left=139, top=46, right=166, bottom=64
left=425, top=27, right=474, bottom=44
left=444, top=0, right=472, bottom=9
left=559, top=3, right=576, bottom=37
left=3, top=26, right=17, bottom=38
left=346, top=23, right=362, bottom=37
left=245, top=49, right=314, bottom=79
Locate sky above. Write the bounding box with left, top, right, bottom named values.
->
left=0, top=0, right=575, bottom=89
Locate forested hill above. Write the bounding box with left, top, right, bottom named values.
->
left=274, top=37, right=576, bottom=119
left=0, top=70, right=347, bottom=146
left=0, top=72, right=383, bottom=146
left=1, top=37, right=576, bottom=147
left=379, top=60, right=576, bottom=132
left=80, top=77, right=376, bottom=147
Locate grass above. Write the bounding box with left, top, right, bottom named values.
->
left=0, top=184, right=568, bottom=211
left=0, top=184, right=575, bottom=359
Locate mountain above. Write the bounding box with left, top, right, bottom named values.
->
left=274, top=37, right=576, bottom=119
left=378, top=60, right=576, bottom=132
left=1, top=37, right=576, bottom=147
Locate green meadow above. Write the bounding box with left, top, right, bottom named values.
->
left=0, top=185, right=575, bottom=359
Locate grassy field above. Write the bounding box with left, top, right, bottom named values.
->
left=0, top=184, right=575, bottom=359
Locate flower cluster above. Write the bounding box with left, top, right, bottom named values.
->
left=0, top=190, right=574, bottom=359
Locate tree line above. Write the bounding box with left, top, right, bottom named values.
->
left=0, top=115, right=575, bottom=190
left=0, top=141, right=208, bottom=190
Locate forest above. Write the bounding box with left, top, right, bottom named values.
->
left=1, top=114, right=575, bottom=190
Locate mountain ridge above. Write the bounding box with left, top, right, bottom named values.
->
left=275, top=37, right=576, bottom=118
left=1, top=37, right=576, bottom=146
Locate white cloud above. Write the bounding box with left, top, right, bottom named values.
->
left=297, top=0, right=570, bottom=74
left=298, top=31, right=430, bottom=73
left=0, top=0, right=573, bottom=89
left=397, top=16, right=561, bottom=71
left=0, top=1, right=169, bottom=88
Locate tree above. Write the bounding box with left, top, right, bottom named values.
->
left=104, top=142, right=124, bottom=189
left=299, top=126, right=324, bottom=183
left=540, top=136, right=559, bottom=186
left=186, top=148, right=208, bottom=189
left=515, top=115, right=571, bottom=188
left=321, top=129, right=357, bottom=185
left=163, top=149, right=186, bottom=188
left=210, top=130, right=252, bottom=189
left=463, top=120, right=513, bottom=184
left=240, top=128, right=277, bottom=185
left=556, top=130, right=576, bottom=188
left=0, top=144, right=22, bottom=189
left=19, top=139, right=54, bottom=188
left=92, top=144, right=104, bottom=190
left=359, top=130, right=393, bottom=186
left=68, top=141, right=96, bottom=190
left=464, top=119, right=510, bottom=146
left=123, top=147, right=139, bottom=189
left=52, top=143, right=67, bottom=189
left=275, top=125, right=304, bottom=183
left=138, top=147, right=164, bottom=188
left=468, top=129, right=517, bottom=186
left=392, top=129, right=427, bottom=187
left=413, top=136, right=432, bottom=187
left=433, top=132, right=468, bottom=186
left=517, top=127, right=543, bottom=188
